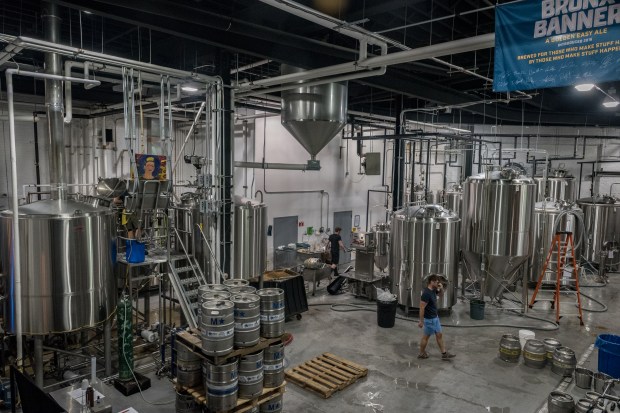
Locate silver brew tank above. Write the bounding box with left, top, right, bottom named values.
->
left=389, top=205, right=460, bottom=310
left=232, top=197, right=267, bottom=279
left=0, top=199, right=116, bottom=334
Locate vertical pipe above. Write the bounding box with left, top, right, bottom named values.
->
left=34, top=336, right=43, bottom=388
left=6, top=70, right=23, bottom=370
left=33, top=114, right=42, bottom=200
left=104, top=319, right=111, bottom=376
left=391, top=97, right=404, bottom=210
left=43, top=2, right=67, bottom=200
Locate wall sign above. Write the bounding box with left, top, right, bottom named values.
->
left=494, top=0, right=620, bottom=92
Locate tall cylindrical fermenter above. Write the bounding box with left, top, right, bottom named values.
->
left=373, top=222, right=390, bottom=272
left=436, top=183, right=463, bottom=218
left=529, top=201, right=581, bottom=285
left=576, top=195, right=616, bottom=264
left=534, top=167, right=576, bottom=202
left=390, top=205, right=460, bottom=310
left=0, top=199, right=117, bottom=334
left=461, top=169, right=536, bottom=299
left=233, top=197, right=267, bottom=279
left=175, top=192, right=211, bottom=274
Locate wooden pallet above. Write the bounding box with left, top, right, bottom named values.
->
left=284, top=353, right=368, bottom=398
left=175, top=329, right=290, bottom=365
left=175, top=379, right=286, bottom=413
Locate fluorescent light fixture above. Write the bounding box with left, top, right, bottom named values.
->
left=82, top=10, right=93, bottom=14
left=181, top=85, right=199, bottom=92
left=602, top=87, right=619, bottom=108
left=602, top=100, right=619, bottom=108
left=574, top=83, right=595, bottom=91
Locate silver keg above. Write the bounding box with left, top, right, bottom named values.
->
left=260, top=394, right=283, bottom=413
left=199, top=284, right=229, bottom=295
left=229, top=286, right=257, bottom=295
left=225, top=278, right=250, bottom=288
left=543, top=338, right=561, bottom=367
left=176, top=390, right=201, bottom=413
left=575, top=398, right=595, bottom=413
left=199, top=291, right=232, bottom=324
left=247, top=406, right=260, bottom=413
left=547, top=391, right=574, bottom=413
left=205, top=359, right=238, bottom=412
left=257, top=288, right=285, bottom=338
left=175, top=341, right=202, bottom=388
left=523, top=339, right=547, bottom=368
left=498, top=334, right=521, bottom=363
left=200, top=300, right=235, bottom=356
left=551, top=346, right=576, bottom=376
left=238, top=350, right=264, bottom=399
left=232, top=293, right=261, bottom=347
left=263, top=342, right=285, bottom=388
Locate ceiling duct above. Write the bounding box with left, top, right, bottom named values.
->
left=280, top=64, right=347, bottom=157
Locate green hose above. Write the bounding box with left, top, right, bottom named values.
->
left=117, top=293, right=134, bottom=381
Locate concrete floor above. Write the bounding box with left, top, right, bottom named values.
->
left=282, top=274, right=619, bottom=413
left=45, top=273, right=619, bottom=413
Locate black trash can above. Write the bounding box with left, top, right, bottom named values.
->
left=377, top=300, right=397, bottom=328
left=470, top=299, right=485, bottom=320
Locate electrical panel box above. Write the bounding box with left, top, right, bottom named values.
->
left=365, top=152, right=381, bottom=175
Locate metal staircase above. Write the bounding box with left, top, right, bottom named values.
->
left=167, top=227, right=207, bottom=329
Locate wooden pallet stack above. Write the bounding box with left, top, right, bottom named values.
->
left=174, top=329, right=289, bottom=412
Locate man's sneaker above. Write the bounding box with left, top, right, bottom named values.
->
left=441, top=351, right=456, bottom=360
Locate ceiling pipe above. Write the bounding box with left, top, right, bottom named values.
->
left=259, top=0, right=528, bottom=99
left=0, top=34, right=218, bottom=83
left=230, top=59, right=272, bottom=75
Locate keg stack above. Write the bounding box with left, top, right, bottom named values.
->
left=172, top=282, right=288, bottom=413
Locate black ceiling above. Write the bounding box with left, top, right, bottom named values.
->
left=2, top=0, right=620, bottom=127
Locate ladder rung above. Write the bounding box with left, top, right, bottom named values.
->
left=180, top=277, right=199, bottom=286
left=175, top=266, right=194, bottom=273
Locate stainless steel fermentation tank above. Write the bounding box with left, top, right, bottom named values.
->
left=534, top=168, right=575, bottom=201
left=389, top=205, right=460, bottom=310
left=233, top=198, right=267, bottom=279
left=0, top=199, right=116, bottom=334
left=373, top=222, right=390, bottom=272
left=436, top=183, right=463, bottom=218
left=175, top=192, right=212, bottom=273
left=461, top=170, right=535, bottom=299
left=529, top=201, right=581, bottom=285
left=280, top=65, right=347, bottom=157
left=576, top=196, right=616, bottom=264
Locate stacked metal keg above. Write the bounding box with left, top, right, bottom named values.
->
left=189, top=283, right=287, bottom=413
left=201, top=300, right=235, bottom=356
left=232, top=293, right=261, bottom=347
left=205, top=359, right=239, bottom=412
left=175, top=341, right=202, bottom=387
left=257, top=288, right=285, bottom=338
left=263, top=342, right=285, bottom=388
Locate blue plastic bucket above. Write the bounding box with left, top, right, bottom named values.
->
left=125, top=240, right=146, bottom=263
left=595, top=334, right=620, bottom=379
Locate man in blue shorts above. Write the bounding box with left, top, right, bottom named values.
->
left=418, top=274, right=456, bottom=360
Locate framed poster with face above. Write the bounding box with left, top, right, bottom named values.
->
left=134, top=154, right=167, bottom=180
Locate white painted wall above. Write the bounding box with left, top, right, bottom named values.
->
left=2, top=102, right=619, bottom=264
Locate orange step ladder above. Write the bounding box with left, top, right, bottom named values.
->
left=529, top=231, right=584, bottom=325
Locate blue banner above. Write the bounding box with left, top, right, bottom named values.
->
left=494, top=0, right=620, bottom=92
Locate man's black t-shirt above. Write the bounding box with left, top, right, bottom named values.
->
left=328, top=233, right=341, bottom=255
left=421, top=287, right=438, bottom=319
